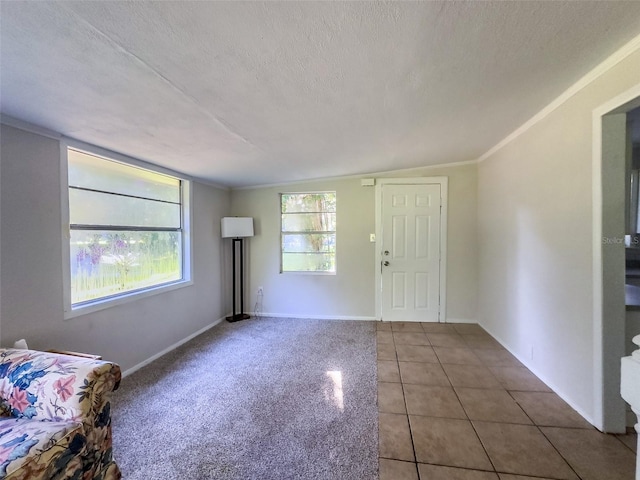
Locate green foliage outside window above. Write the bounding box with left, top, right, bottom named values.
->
left=281, top=193, right=336, bottom=273
left=70, top=231, right=181, bottom=304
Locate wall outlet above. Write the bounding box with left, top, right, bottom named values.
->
left=257, top=286, right=263, bottom=295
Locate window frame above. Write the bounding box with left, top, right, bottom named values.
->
left=61, top=139, right=193, bottom=319
left=280, top=191, right=337, bottom=275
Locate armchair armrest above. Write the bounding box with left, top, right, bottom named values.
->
left=0, top=349, right=121, bottom=425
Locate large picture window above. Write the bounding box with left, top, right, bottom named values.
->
left=281, top=192, right=336, bottom=273
left=67, top=148, right=187, bottom=306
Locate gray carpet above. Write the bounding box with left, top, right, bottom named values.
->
left=111, top=317, right=379, bottom=479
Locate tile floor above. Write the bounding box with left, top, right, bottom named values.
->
left=376, top=321, right=638, bottom=480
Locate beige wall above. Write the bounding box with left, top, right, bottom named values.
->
left=0, top=121, right=477, bottom=373
left=0, top=124, right=231, bottom=373
left=477, top=49, right=640, bottom=426
left=230, top=163, right=478, bottom=321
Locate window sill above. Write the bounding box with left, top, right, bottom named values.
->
left=64, top=279, right=193, bottom=320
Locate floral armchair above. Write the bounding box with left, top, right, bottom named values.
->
left=0, top=348, right=121, bottom=479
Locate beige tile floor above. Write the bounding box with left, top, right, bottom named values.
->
left=376, top=322, right=638, bottom=480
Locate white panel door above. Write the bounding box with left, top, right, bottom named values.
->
left=381, top=184, right=441, bottom=322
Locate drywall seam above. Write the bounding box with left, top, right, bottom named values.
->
left=56, top=3, right=256, bottom=150
left=121, top=316, right=225, bottom=377
left=476, top=32, right=640, bottom=164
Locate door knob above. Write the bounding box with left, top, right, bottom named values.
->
left=383, top=261, right=390, bottom=266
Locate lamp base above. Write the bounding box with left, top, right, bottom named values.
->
left=226, top=313, right=251, bottom=323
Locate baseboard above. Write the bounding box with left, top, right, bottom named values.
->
left=121, top=316, right=225, bottom=378
left=445, top=318, right=477, bottom=324
left=479, top=322, right=597, bottom=428
left=627, top=408, right=636, bottom=428
left=254, top=312, right=377, bottom=321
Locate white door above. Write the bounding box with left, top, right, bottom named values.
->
left=381, top=183, right=442, bottom=322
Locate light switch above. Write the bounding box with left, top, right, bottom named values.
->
left=369, top=233, right=376, bottom=242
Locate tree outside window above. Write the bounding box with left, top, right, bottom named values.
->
left=281, top=192, right=336, bottom=273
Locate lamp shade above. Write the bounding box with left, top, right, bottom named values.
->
left=221, top=217, right=254, bottom=238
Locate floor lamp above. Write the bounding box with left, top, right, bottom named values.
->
left=221, top=217, right=254, bottom=322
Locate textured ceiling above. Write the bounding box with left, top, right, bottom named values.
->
left=1, top=2, right=640, bottom=188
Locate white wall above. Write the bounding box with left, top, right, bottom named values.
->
left=0, top=124, right=231, bottom=372
left=477, top=49, right=640, bottom=426
left=230, top=163, right=477, bottom=321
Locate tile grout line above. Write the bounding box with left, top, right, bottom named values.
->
left=423, top=322, right=580, bottom=478
left=613, top=433, right=638, bottom=454
left=535, top=426, right=584, bottom=480
left=377, top=325, right=420, bottom=479
left=467, top=340, right=584, bottom=480
left=495, top=363, right=583, bottom=480
left=395, top=336, right=421, bottom=477
left=379, top=322, right=604, bottom=479
left=500, top=390, right=584, bottom=479
left=446, top=356, right=500, bottom=476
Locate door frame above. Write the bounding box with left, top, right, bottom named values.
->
left=375, top=177, right=448, bottom=322
left=592, top=83, right=640, bottom=431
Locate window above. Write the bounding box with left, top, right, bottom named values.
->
left=66, top=147, right=189, bottom=308
left=281, top=192, right=336, bottom=273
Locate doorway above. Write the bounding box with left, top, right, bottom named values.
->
left=375, top=178, right=448, bottom=322
left=594, top=85, right=640, bottom=432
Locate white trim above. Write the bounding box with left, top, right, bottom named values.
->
left=60, top=138, right=195, bottom=319
left=374, top=177, right=448, bottom=322
left=440, top=179, right=449, bottom=323
left=279, top=191, right=337, bottom=274
left=235, top=159, right=476, bottom=191
left=122, top=317, right=224, bottom=377
left=279, top=271, right=336, bottom=276
left=481, top=322, right=595, bottom=427
left=373, top=159, right=477, bottom=177
left=65, top=280, right=194, bottom=319
left=444, top=318, right=478, bottom=324
left=252, top=312, right=377, bottom=321
left=592, top=107, right=604, bottom=431
left=182, top=180, right=194, bottom=287
left=375, top=184, right=382, bottom=319
left=477, top=32, right=640, bottom=164
left=592, top=82, right=640, bottom=431
left=60, top=142, right=72, bottom=316
left=0, top=115, right=62, bottom=140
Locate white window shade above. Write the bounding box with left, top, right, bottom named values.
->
left=221, top=217, right=254, bottom=238
left=65, top=146, right=188, bottom=308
